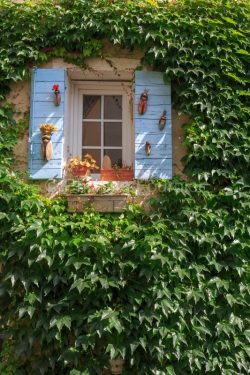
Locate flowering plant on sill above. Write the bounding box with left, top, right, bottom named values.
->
left=66, top=154, right=99, bottom=177
left=66, top=179, right=135, bottom=196
left=66, top=177, right=94, bottom=194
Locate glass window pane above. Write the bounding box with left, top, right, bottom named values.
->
left=83, top=96, right=101, bottom=119
left=104, top=149, right=122, bottom=168
left=104, top=96, right=122, bottom=119
left=82, top=122, right=101, bottom=146
left=104, top=122, right=122, bottom=147
left=82, top=149, right=101, bottom=170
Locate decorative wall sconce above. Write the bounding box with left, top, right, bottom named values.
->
left=52, top=84, right=61, bottom=106
left=145, top=141, right=151, bottom=156
left=40, top=123, right=57, bottom=161
left=159, top=110, right=167, bottom=131
left=138, top=89, right=148, bottom=115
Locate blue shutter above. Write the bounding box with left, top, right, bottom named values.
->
left=29, top=68, right=66, bottom=179
left=134, top=71, right=172, bottom=179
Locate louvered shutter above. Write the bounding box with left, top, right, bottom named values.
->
left=134, top=71, right=172, bottom=179
left=29, top=68, right=66, bottom=179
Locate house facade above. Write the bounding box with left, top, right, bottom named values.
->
left=9, top=45, right=188, bottom=194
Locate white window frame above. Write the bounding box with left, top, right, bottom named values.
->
left=67, top=81, right=133, bottom=172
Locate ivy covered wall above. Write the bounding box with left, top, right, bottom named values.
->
left=0, top=0, right=249, bottom=374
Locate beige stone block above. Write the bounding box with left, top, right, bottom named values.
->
left=67, top=194, right=128, bottom=213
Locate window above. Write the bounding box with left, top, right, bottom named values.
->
left=69, top=82, right=133, bottom=173
left=82, top=94, right=122, bottom=168
left=29, top=68, right=172, bottom=180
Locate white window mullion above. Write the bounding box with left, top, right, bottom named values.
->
left=82, top=146, right=102, bottom=149
left=101, top=147, right=123, bottom=150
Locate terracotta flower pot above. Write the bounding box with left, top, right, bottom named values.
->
left=70, top=165, right=90, bottom=177
left=101, top=168, right=133, bottom=181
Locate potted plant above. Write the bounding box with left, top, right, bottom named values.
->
left=101, top=165, right=133, bottom=181
left=66, top=154, right=99, bottom=177
left=66, top=180, right=131, bottom=213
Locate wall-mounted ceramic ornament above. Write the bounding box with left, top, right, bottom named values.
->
left=145, top=141, right=151, bottom=156
left=41, top=134, right=53, bottom=161
left=39, top=123, right=57, bottom=161
left=52, top=84, right=61, bottom=106
left=138, top=89, right=148, bottom=115
left=159, top=110, right=167, bottom=131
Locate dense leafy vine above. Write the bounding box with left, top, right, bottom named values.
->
left=0, top=0, right=249, bottom=374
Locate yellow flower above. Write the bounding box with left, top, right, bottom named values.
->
left=66, top=154, right=99, bottom=170
left=39, top=123, right=57, bottom=133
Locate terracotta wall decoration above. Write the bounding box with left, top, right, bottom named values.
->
left=52, top=84, right=61, bottom=106
left=145, top=141, right=151, bottom=156
left=40, top=123, right=57, bottom=161
left=159, top=110, right=167, bottom=130
left=138, top=89, right=148, bottom=115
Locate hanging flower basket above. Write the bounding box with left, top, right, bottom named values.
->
left=101, top=168, right=133, bottom=181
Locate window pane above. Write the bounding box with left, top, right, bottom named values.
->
left=82, top=122, right=101, bottom=146
left=104, top=122, right=122, bottom=147
left=82, top=149, right=101, bottom=170
left=104, top=149, right=122, bottom=168
left=83, top=96, right=101, bottom=119
left=104, top=96, right=122, bottom=119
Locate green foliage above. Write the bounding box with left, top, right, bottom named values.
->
left=67, top=179, right=93, bottom=194
left=0, top=339, right=22, bottom=375
left=0, top=0, right=249, bottom=374
left=0, top=178, right=249, bottom=374
left=0, top=105, right=20, bottom=167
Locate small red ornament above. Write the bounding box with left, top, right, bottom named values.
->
left=52, top=84, right=60, bottom=92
